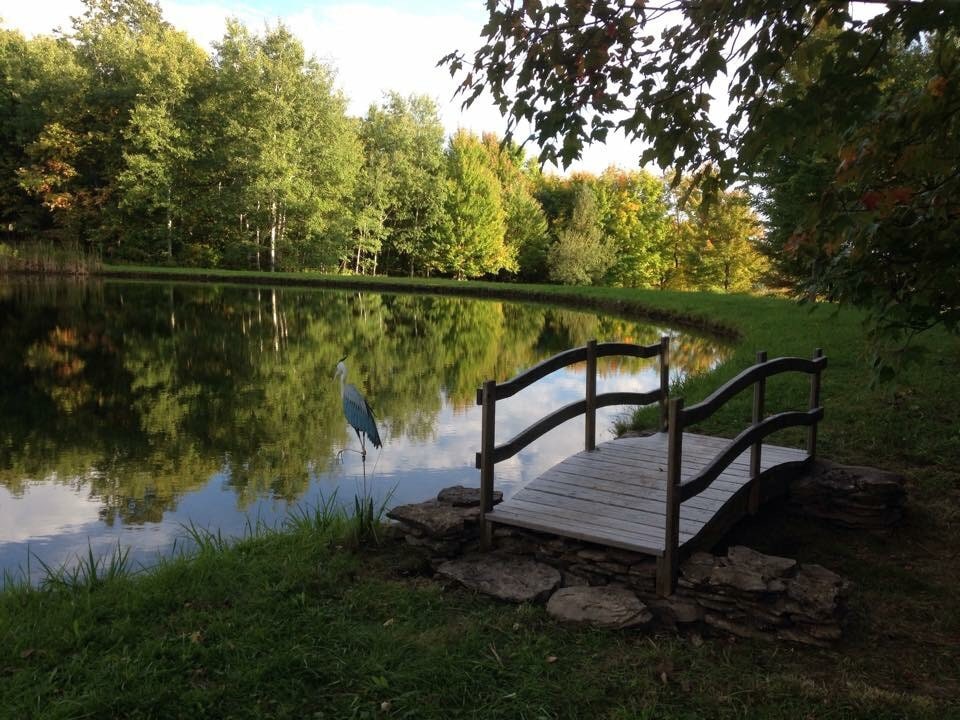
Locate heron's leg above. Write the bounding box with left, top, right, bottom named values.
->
left=354, top=427, right=367, bottom=461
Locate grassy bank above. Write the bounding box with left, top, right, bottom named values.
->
left=99, top=263, right=743, bottom=338
left=2, top=265, right=958, bottom=718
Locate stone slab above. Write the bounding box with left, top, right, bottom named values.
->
left=437, top=485, right=503, bottom=507
left=436, top=554, right=561, bottom=603
left=387, top=500, right=479, bottom=538
left=547, top=586, right=653, bottom=629
left=790, top=460, right=906, bottom=529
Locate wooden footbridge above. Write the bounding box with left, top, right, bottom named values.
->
left=475, top=338, right=826, bottom=596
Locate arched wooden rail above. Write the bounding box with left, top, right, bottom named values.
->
left=476, top=341, right=827, bottom=597
left=476, top=337, right=671, bottom=547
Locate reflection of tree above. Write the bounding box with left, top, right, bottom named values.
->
left=0, top=278, right=727, bottom=523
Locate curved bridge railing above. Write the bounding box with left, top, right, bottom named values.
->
left=656, top=348, right=827, bottom=594
left=475, top=337, right=672, bottom=546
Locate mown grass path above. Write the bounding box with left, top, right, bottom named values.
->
left=2, top=266, right=958, bottom=718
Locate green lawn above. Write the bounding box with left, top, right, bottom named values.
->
left=2, top=266, right=958, bottom=718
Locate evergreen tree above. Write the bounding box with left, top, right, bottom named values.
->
left=547, top=183, right=614, bottom=285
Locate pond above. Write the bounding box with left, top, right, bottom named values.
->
left=0, top=278, right=728, bottom=583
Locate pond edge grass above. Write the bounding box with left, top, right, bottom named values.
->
left=0, top=488, right=388, bottom=595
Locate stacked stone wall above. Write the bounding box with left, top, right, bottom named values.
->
left=386, top=482, right=854, bottom=645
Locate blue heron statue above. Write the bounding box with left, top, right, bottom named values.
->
left=335, top=356, right=382, bottom=460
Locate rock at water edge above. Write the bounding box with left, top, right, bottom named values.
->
left=386, top=501, right=479, bottom=538
left=437, top=485, right=503, bottom=507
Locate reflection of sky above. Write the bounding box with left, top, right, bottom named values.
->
left=339, top=360, right=664, bottom=505
left=1, top=354, right=714, bottom=585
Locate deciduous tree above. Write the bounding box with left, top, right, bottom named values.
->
left=434, top=130, right=511, bottom=280
left=479, top=133, right=549, bottom=280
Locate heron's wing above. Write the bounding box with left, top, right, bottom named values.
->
left=362, top=397, right=382, bottom=449
left=342, top=383, right=383, bottom=449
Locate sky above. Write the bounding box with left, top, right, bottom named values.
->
left=0, top=0, right=650, bottom=175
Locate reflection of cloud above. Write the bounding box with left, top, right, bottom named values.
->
left=336, top=365, right=665, bottom=502
left=0, top=478, right=277, bottom=585
left=0, top=483, right=101, bottom=543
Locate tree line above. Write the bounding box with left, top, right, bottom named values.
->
left=0, top=0, right=766, bottom=291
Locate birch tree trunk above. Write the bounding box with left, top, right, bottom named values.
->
left=166, top=185, right=173, bottom=259
left=270, top=199, right=277, bottom=272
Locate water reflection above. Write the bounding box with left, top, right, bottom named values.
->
left=0, top=278, right=728, bottom=580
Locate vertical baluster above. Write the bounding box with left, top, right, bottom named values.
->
left=749, top=350, right=767, bottom=515
left=585, top=340, right=597, bottom=452
left=657, top=397, right=684, bottom=597
left=479, top=379, right=496, bottom=550
left=659, top=335, right=670, bottom=432
left=808, top=348, right=824, bottom=459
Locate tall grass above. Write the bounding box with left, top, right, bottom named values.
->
left=0, top=240, right=102, bottom=275
left=352, top=490, right=394, bottom=545
left=284, top=490, right=344, bottom=534
left=32, top=542, right=132, bottom=592
left=287, top=486, right=394, bottom=545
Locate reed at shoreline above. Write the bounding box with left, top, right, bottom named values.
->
left=0, top=241, right=102, bottom=276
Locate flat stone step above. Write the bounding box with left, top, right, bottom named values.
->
left=546, top=586, right=653, bottom=629
left=436, top=554, right=560, bottom=603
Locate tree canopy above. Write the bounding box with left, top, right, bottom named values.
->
left=2, top=0, right=769, bottom=294
left=445, top=1, right=960, bottom=349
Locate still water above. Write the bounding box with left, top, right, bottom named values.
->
left=0, top=279, right=728, bottom=581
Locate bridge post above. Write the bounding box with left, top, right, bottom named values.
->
left=749, top=350, right=767, bottom=515
left=585, top=340, right=597, bottom=452
left=808, top=348, right=824, bottom=459
left=657, top=396, right=684, bottom=597
left=659, top=335, right=670, bottom=432
left=479, top=379, right=497, bottom=550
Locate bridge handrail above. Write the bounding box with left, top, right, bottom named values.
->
left=679, top=408, right=824, bottom=502
left=476, top=337, right=671, bottom=548
left=481, top=341, right=663, bottom=403
left=656, top=348, right=827, bottom=596
left=681, top=355, right=827, bottom=427
left=475, top=389, right=663, bottom=468
left=480, top=346, right=587, bottom=403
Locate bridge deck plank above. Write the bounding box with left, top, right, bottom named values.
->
left=487, top=432, right=808, bottom=554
